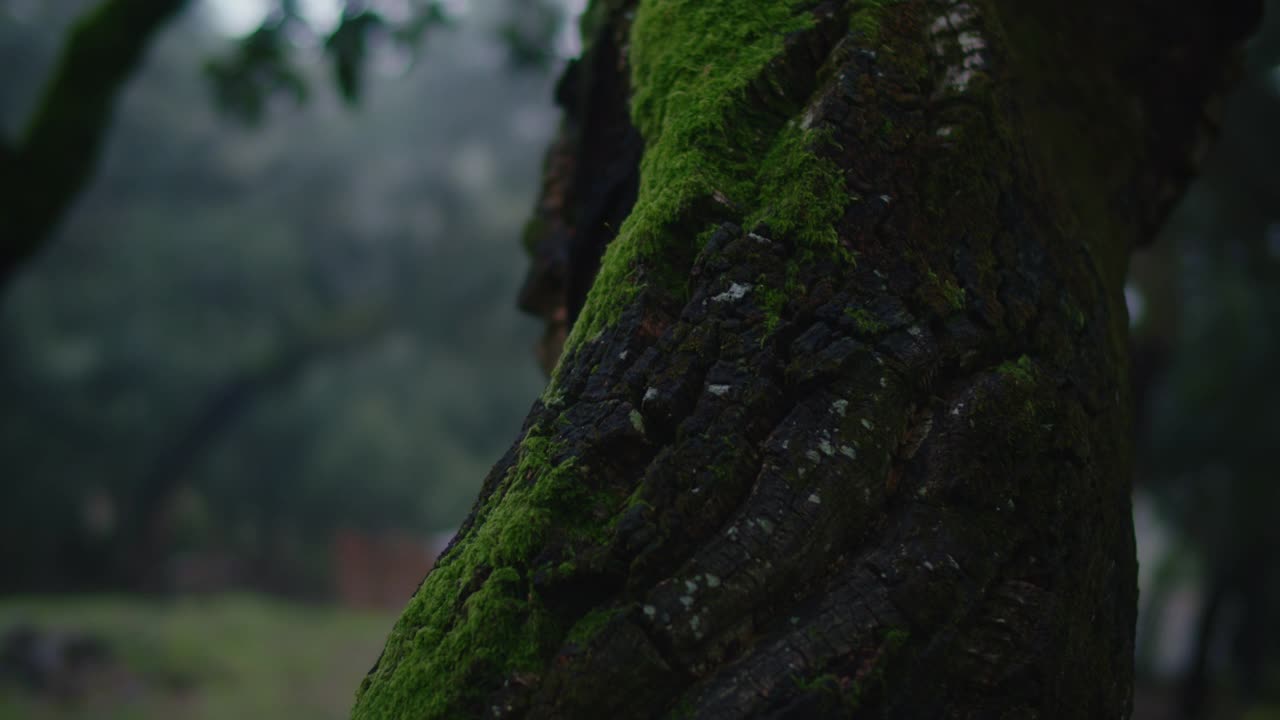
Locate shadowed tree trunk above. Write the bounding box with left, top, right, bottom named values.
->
left=353, top=0, right=1260, bottom=717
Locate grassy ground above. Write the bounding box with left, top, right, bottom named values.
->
left=0, top=594, right=396, bottom=720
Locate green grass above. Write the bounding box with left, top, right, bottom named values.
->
left=0, top=593, right=396, bottom=720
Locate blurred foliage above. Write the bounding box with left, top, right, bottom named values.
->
left=1146, top=3, right=1280, bottom=565
left=205, top=21, right=310, bottom=124
left=0, top=0, right=567, bottom=591
left=498, top=0, right=566, bottom=70
left=204, top=0, right=566, bottom=124
left=205, top=1, right=442, bottom=123
left=1134, top=0, right=1280, bottom=707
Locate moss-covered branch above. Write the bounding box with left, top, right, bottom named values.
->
left=0, top=0, right=187, bottom=291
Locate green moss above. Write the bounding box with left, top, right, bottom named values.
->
left=566, top=0, right=854, bottom=352
left=996, top=355, right=1036, bottom=385
left=745, top=124, right=848, bottom=251
left=883, top=628, right=909, bottom=649
left=566, top=606, right=624, bottom=645
left=351, top=426, right=602, bottom=718
left=848, top=0, right=902, bottom=41
left=941, top=280, right=966, bottom=310
left=844, top=306, right=885, bottom=334
left=758, top=269, right=807, bottom=335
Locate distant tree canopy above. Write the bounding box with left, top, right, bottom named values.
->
left=0, top=0, right=555, bottom=592
left=0, top=0, right=567, bottom=290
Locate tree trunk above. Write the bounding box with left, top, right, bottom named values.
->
left=353, top=0, right=1260, bottom=717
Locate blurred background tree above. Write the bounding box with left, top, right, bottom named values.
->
left=0, top=0, right=573, bottom=596
left=1129, top=2, right=1280, bottom=716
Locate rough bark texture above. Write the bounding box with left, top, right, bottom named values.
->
left=353, top=0, right=1260, bottom=717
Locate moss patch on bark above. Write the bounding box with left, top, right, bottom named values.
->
left=567, top=0, right=853, bottom=351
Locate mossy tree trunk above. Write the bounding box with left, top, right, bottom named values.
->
left=353, top=0, right=1260, bottom=717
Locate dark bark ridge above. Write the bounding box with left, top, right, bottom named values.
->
left=517, top=0, right=643, bottom=373
left=353, top=1, right=1259, bottom=718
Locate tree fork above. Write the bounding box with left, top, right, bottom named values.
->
left=353, top=0, right=1260, bottom=717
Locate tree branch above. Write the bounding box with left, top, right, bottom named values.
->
left=1, top=0, right=188, bottom=291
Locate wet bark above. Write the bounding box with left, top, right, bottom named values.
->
left=354, top=1, right=1260, bottom=718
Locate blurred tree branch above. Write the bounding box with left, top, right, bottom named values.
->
left=121, top=302, right=393, bottom=590
left=0, top=0, right=189, bottom=293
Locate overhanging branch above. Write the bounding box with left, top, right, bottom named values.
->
left=0, top=0, right=188, bottom=291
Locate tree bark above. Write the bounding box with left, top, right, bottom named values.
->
left=353, top=0, right=1260, bottom=717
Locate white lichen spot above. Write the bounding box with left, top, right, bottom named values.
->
left=908, top=325, right=924, bottom=337
left=757, top=518, right=774, bottom=534
left=801, top=105, right=819, bottom=129
left=705, top=574, right=721, bottom=588
left=712, top=282, right=752, bottom=303
left=818, top=440, right=834, bottom=456
left=805, top=450, right=821, bottom=464
left=748, top=232, right=771, bottom=244
left=957, top=30, right=985, bottom=53
left=643, top=604, right=657, bottom=618
left=619, top=350, right=629, bottom=360
left=685, top=580, right=698, bottom=593
left=726, top=525, right=739, bottom=538
left=690, top=615, right=701, bottom=631
left=879, top=194, right=893, bottom=204
left=923, top=561, right=935, bottom=571
left=879, top=376, right=889, bottom=388
left=790, top=616, right=800, bottom=625
left=629, top=410, right=645, bottom=433
left=680, top=595, right=694, bottom=609
left=808, top=493, right=822, bottom=505
left=840, top=445, right=857, bottom=459
left=936, top=125, right=955, bottom=137
left=861, top=418, right=875, bottom=431
left=831, top=399, right=848, bottom=417
left=707, top=384, right=730, bottom=397
left=644, top=387, right=659, bottom=403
